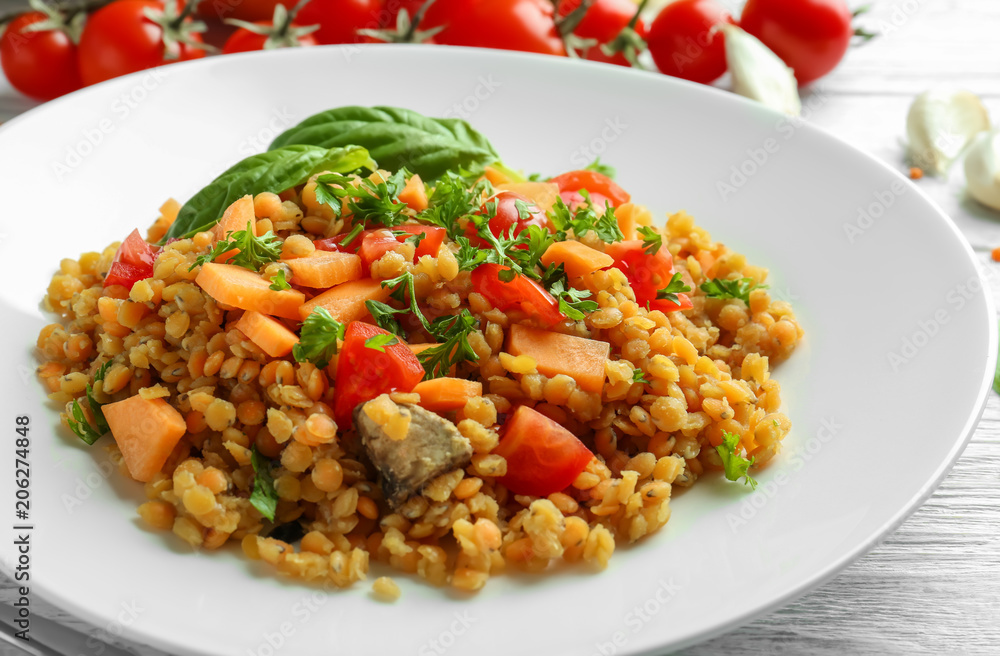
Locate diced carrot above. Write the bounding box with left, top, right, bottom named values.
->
left=195, top=263, right=305, bottom=320
left=236, top=311, right=299, bottom=357
left=497, top=182, right=561, bottom=213
left=540, top=240, right=615, bottom=279
left=298, top=278, right=391, bottom=323
left=484, top=165, right=513, bottom=185
left=103, top=395, right=187, bottom=483
left=507, top=324, right=609, bottom=393
left=285, top=250, right=362, bottom=288
left=212, top=195, right=256, bottom=263
left=399, top=174, right=429, bottom=212
left=413, top=377, right=482, bottom=412
left=614, top=202, right=653, bottom=241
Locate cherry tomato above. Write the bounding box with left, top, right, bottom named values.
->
left=358, top=229, right=403, bottom=271
left=316, top=225, right=445, bottom=262
left=0, top=12, right=82, bottom=101
left=222, top=23, right=318, bottom=53
left=465, top=191, right=549, bottom=247
left=604, top=240, right=693, bottom=312
left=740, top=0, right=853, bottom=86
left=493, top=405, right=594, bottom=497
left=647, top=0, right=732, bottom=84
left=379, top=0, right=424, bottom=27
left=78, top=0, right=207, bottom=86
left=333, top=321, right=424, bottom=427
left=422, top=0, right=566, bottom=56
left=471, top=264, right=565, bottom=327
left=557, top=0, right=647, bottom=67
left=197, top=0, right=290, bottom=21
left=549, top=170, right=630, bottom=208
left=104, top=229, right=159, bottom=290
left=297, top=0, right=382, bottom=45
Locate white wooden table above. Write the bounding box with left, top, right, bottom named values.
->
left=2, top=1, right=999, bottom=654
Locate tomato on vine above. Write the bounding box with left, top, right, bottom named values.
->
left=77, top=0, right=211, bottom=85
left=646, top=0, right=733, bottom=84
left=222, top=0, right=318, bottom=53
left=295, top=0, right=382, bottom=45
left=556, top=0, right=648, bottom=67
left=420, top=0, right=566, bottom=56
left=0, top=0, right=83, bottom=100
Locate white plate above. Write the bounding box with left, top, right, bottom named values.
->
left=0, top=46, right=994, bottom=656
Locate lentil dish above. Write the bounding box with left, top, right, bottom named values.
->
left=36, top=108, right=802, bottom=598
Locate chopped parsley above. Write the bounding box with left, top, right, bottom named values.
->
left=548, top=195, right=624, bottom=243
left=548, top=278, right=599, bottom=321
left=418, top=310, right=480, bottom=379
left=314, top=168, right=409, bottom=229
left=292, top=308, right=345, bottom=369
left=699, top=277, right=767, bottom=305
left=189, top=222, right=282, bottom=272
left=637, top=225, right=663, bottom=255
left=66, top=359, right=113, bottom=446
left=633, top=368, right=650, bottom=384
left=268, top=269, right=291, bottom=291
left=656, top=272, right=692, bottom=305
left=365, top=299, right=406, bottom=336
left=364, top=334, right=399, bottom=352
left=418, top=170, right=493, bottom=239
left=382, top=271, right=432, bottom=332
left=716, top=431, right=758, bottom=491
left=583, top=157, right=617, bottom=179
left=250, top=446, right=278, bottom=521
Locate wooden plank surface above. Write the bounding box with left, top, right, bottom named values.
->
left=2, top=1, right=999, bottom=654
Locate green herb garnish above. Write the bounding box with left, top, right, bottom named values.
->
left=382, top=271, right=433, bottom=332
left=292, top=307, right=346, bottom=369
left=633, top=368, right=650, bottom=384
left=418, top=310, right=480, bottom=379
left=268, top=269, right=291, bottom=291
left=250, top=446, right=278, bottom=521
left=66, top=360, right=113, bottom=445
left=716, top=431, right=758, bottom=491
left=583, top=157, right=617, bottom=179
left=364, top=334, right=399, bottom=352
left=699, top=277, right=767, bottom=305
left=314, top=168, right=409, bottom=229
left=365, top=299, right=407, bottom=336
left=190, top=222, right=283, bottom=272
left=548, top=278, right=599, bottom=321
left=656, top=272, right=692, bottom=305
left=637, top=225, right=663, bottom=255
left=548, top=196, right=624, bottom=243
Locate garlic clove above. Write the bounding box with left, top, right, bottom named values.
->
left=720, top=23, right=801, bottom=116
left=963, top=129, right=1000, bottom=212
left=906, top=89, right=990, bottom=176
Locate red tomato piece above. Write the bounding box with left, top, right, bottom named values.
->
left=358, top=229, right=403, bottom=271
left=103, top=229, right=158, bottom=290
left=296, top=0, right=382, bottom=45
left=549, top=170, right=630, bottom=208
left=317, top=226, right=445, bottom=264
left=604, top=240, right=693, bottom=311
left=0, top=12, right=82, bottom=101
left=493, top=405, right=594, bottom=497
left=78, top=0, right=207, bottom=86
left=222, top=23, right=318, bottom=53
left=739, top=0, right=853, bottom=86
left=470, top=264, right=565, bottom=327
left=421, top=0, right=566, bottom=56
left=557, top=0, right=647, bottom=67
left=465, top=191, right=550, bottom=247
left=647, top=0, right=733, bottom=84
left=333, top=321, right=424, bottom=427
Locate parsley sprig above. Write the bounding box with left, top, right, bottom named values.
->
left=66, top=360, right=113, bottom=445
left=633, top=368, right=650, bottom=384
left=314, top=168, right=409, bottom=229
left=455, top=222, right=553, bottom=283
left=382, top=271, right=433, bottom=332
left=418, top=310, right=480, bottom=379
left=418, top=170, right=493, bottom=239
left=656, top=272, right=692, bottom=305
left=268, top=269, right=291, bottom=291
left=189, top=222, right=283, bottom=272
left=637, top=225, right=663, bottom=255
left=365, top=299, right=407, bottom=336
left=292, top=308, right=346, bottom=369
left=250, top=446, right=278, bottom=521
left=699, top=277, right=768, bottom=305
left=548, top=195, right=624, bottom=243
left=716, top=431, right=758, bottom=490
left=364, top=334, right=399, bottom=352
left=584, top=157, right=617, bottom=179
left=548, top=278, right=599, bottom=321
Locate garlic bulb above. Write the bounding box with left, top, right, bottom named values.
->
left=964, top=129, right=1000, bottom=211
left=721, top=24, right=801, bottom=116
left=906, top=89, right=990, bottom=175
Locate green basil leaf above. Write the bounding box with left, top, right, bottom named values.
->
left=269, top=106, right=499, bottom=182
left=163, top=144, right=375, bottom=243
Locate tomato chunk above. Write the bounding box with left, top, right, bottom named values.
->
left=604, top=240, right=693, bottom=312
left=316, top=225, right=446, bottom=264
left=333, top=321, right=425, bottom=427
left=358, top=229, right=403, bottom=272
left=103, top=228, right=158, bottom=291
left=465, top=191, right=550, bottom=247
left=549, top=170, right=631, bottom=208
left=493, top=405, right=594, bottom=497
left=470, top=264, right=565, bottom=327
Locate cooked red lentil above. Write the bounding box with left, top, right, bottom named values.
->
left=37, top=154, right=802, bottom=597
